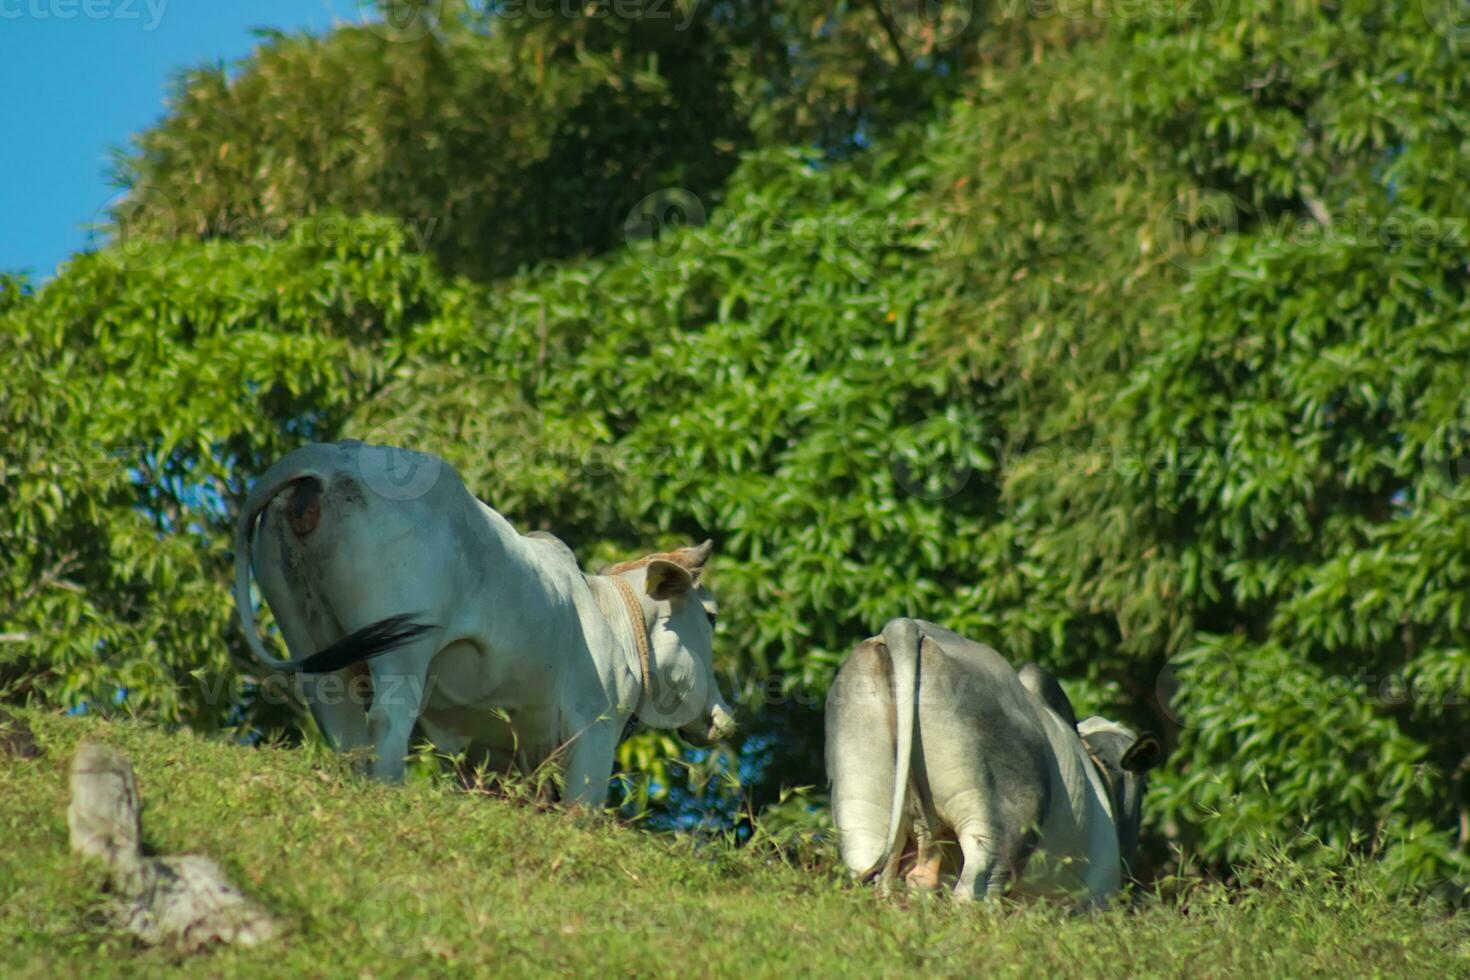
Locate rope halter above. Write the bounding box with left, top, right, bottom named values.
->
left=608, top=573, right=652, bottom=702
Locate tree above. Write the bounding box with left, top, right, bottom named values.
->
left=115, top=10, right=746, bottom=282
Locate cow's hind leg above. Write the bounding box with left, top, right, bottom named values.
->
left=905, top=827, right=945, bottom=893
left=301, top=668, right=372, bottom=753
left=903, top=794, right=945, bottom=893
left=953, top=829, right=997, bottom=903
left=877, top=818, right=910, bottom=897
left=955, top=824, right=1033, bottom=903
left=364, top=639, right=437, bottom=783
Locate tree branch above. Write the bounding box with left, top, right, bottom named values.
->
left=867, top=0, right=909, bottom=67
left=0, top=549, right=81, bottom=624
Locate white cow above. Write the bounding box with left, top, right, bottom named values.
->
left=232, top=441, right=735, bottom=804
left=826, top=618, right=1160, bottom=904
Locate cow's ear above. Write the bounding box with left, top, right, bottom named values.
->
left=645, top=559, right=695, bottom=600
left=1121, top=734, right=1162, bottom=772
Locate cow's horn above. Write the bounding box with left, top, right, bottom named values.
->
left=684, top=539, right=714, bottom=568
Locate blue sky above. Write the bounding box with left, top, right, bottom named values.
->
left=0, top=2, right=361, bottom=279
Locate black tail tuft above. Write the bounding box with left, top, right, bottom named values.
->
left=293, top=615, right=435, bottom=674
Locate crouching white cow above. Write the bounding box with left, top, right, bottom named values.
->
left=232, top=441, right=735, bottom=804
left=826, top=618, right=1159, bottom=904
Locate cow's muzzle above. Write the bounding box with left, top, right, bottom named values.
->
left=679, top=704, right=736, bottom=747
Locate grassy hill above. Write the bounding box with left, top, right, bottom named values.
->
left=2, top=711, right=1466, bottom=978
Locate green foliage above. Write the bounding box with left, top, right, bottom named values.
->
left=915, top=1, right=1470, bottom=878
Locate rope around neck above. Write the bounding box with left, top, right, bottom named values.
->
left=1085, top=742, right=1120, bottom=817
left=608, top=574, right=652, bottom=703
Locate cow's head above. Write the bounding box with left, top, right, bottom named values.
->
left=604, top=540, right=735, bottom=747
left=1077, top=717, right=1162, bottom=873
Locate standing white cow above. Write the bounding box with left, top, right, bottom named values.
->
left=826, top=618, right=1160, bottom=904
left=232, top=441, right=735, bottom=804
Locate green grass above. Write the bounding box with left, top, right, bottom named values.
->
left=2, top=711, right=1467, bottom=978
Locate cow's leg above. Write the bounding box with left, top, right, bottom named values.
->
left=952, top=828, right=999, bottom=903
left=827, top=638, right=900, bottom=880
left=299, top=666, right=372, bottom=754
left=1077, top=852, right=1123, bottom=909
left=905, top=821, right=944, bottom=893
left=958, top=822, right=1037, bottom=902
left=560, top=719, right=619, bottom=808
left=876, top=819, right=909, bottom=898
left=898, top=789, right=942, bottom=893
left=364, top=645, right=436, bottom=783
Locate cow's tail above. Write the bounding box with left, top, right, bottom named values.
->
left=871, top=618, right=923, bottom=881
left=290, top=615, right=435, bottom=674
left=232, top=444, right=434, bottom=674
